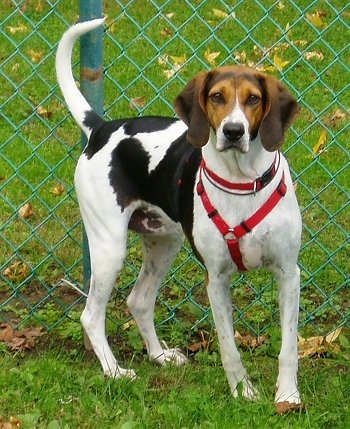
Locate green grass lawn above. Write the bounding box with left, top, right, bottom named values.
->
left=0, top=0, right=349, bottom=426
left=0, top=339, right=349, bottom=429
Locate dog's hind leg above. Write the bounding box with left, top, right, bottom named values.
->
left=127, top=228, right=187, bottom=366
left=80, top=227, right=136, bottom=379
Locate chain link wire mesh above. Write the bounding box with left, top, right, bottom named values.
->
left=0, top=0, right=348, bottom=343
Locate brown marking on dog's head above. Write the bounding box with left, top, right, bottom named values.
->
left=174, top=65, right=299, bottom=151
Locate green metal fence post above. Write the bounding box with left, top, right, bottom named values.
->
left=79, top=0, right=104, bottom=291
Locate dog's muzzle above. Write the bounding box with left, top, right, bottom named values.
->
left=218, top=122, right=249, bottom=153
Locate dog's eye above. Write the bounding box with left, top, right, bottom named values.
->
left=247, top=94, right=261, bottom=105
left=210, top=93, right=224, bottom=104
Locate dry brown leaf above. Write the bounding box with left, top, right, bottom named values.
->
left=0, top=323, right=44, bottom=351
left=0, top=323, right=14, bottom=342
left=275, top=401, right=305, bottom=414
left=51, top=181, right=65, bottom=196
left=37, top=105, right=52, bottom=118
left=3, top=260, right=30, bottom=282
left=235, top=330, right=268, bottom=350
left=204, top=50, right=221, bottom=65
left=306, top=11, right=327, bottom=28
left=129, top=96, right=147, bottom=110
left=18, top=202, right=34, bottom=219
left=298, top=328, right=342, bottom=359
left=313, top=129, right=327, bottom=155
left=187, top=331, right=212, bottom=352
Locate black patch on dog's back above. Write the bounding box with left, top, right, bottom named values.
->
left=108, top=130, right=200, bottom=222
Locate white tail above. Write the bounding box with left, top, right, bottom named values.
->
left=56, top=18, right=106, bottom=138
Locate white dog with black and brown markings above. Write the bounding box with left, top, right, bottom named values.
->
left=56, top=18, right=303, bottom=410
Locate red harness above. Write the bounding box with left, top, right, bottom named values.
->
left=196, top=156, right=287, bottom=271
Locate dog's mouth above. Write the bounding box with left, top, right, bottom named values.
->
left=217, top=137, right=250, bottom=154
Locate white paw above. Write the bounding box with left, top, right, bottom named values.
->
left=242, top=379, right=260, bottom=401
left=104, top=367, right=137, bottom=380
left=230, top=378, right=260, bottom=401
left=275, top=389, right=301, bottom=405
left=152, top=348, right=188, bottom=366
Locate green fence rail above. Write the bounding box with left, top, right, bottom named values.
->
left=0, top=0, right=348, bottom=344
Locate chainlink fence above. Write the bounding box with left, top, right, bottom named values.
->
left=0, top=1, right=349, bottom=345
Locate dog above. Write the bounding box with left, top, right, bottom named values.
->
left=56, top=18, right=302, bottom=408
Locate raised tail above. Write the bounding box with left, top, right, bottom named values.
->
left=56, top=18, right=106, bottom=138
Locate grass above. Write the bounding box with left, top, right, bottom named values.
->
left=0, top=338, right=349, bottom=429
left=0, top=0, right=349, bottom=426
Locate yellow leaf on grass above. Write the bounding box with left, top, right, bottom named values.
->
left=313, top=129, right=327, bottom=154
left=7, top=23, right=28, bottom=34
left=213, top=8, right=228, bottom=19
left=273, top=54, right=289, bottom=70
left=234, top=50, right=247, bottom=63
left=168, top=54, right=187, bottom=67
left=303, top=51, right=324, bottom=61
left=204, top=50, right=221, bottom=65
left=306, top=11, right=327, bottom=28
left=325, top=327, right=342, bottom=344
left=29, top=49, right=43, bottom=63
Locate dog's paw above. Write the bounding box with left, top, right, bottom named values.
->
left=152, top=348, right=188, bottom=366
left=230, top=378, right=260, bottom=401
left=242, top=379, right=260, bottom=401
left=104, top=367, right=137, bottom=380
left=275, top=388, right=301, bottom=405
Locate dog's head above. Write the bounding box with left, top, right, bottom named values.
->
left=174, top=65, right=299, bottom=153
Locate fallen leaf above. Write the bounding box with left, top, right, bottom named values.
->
left=0, top=323, right=14, bottom=342
left=213, top=8, right=228, bottom=19
left=275, top=401, right=305, bottom=414
left=204, top=50, right=221, bottom=65
left=29, top=49, right=43, bottom=63
left=306, top=11, right=327, bottom=29
left=3, top=260, right=30, bottom=282
left=187, top=331, right=213, bottom=353
left=313, top=129, right=327, bottom=155
left=6, top=23, right=28, bottom=34
left=51, top=182, right=65, bottom=196
left=165, top=12, right=175, bottom=19
left=18, top=202, right=34, bottom=219
left=278, top=2, right=285, bottom=9
left=235, top=330, right=268, bottom=350
left=303, top=51, right=324, bottom=60
left=273, top=53, right=289, bottom=70
left=129, top=96, right=147, bottom=110
left=330, top=109, right=346, bottom=125
left=36, top=105, right=52, bottom=118
left=0, top=324, right=44, bottom=351
left=160, top=27, right=172, bottom=37
left=298, top=328, right=342, bottom=359
left=234, top=50, right=247, bottom=63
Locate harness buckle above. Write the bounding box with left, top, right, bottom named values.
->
left=224, top=229, right=237, bottom=241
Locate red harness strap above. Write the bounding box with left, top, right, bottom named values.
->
left=196, top=171, right=287, bottom=271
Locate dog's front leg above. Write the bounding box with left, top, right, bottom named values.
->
left=274, top=266, right=301, bottom=406
left=206, top=272, right=259, bottom=400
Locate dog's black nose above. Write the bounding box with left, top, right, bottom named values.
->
left=223, top=123, right=245, bottom=141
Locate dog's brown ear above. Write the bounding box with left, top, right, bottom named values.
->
left=260, top=75, right=299, bottom=152
left=174, top=72, right=210, bottom=147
